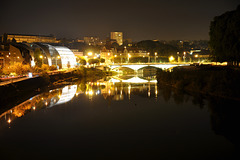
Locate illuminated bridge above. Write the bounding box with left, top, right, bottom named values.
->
left=109, top=63, right=190, bottom=71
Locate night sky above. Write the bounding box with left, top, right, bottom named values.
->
left=0, top=0, right=239, bottom=41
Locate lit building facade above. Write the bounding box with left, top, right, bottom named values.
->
left=110, top=32, right=123, bottom=46
left=2, top=33, right=57, bottom=43
left=34, top=43, right=77, bottom=68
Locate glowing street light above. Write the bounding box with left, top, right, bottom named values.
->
left=169, top=56, right=175, bottom=62
left=147, top=52, right=150, bottom=63
left=154, top=52, right=157, bottom=63
left=56, top=56, right=60, bottom=67
left=183, top=52, right=186, bottom=63
left=87, top=52, right=93, bottom=56
left=39, top=55, right=44, bottom=64
left=194, top=54, right=199, bottom=62
left=120, top=53, right=122, bottom=64
left=128, top=54, right=131, bottom=63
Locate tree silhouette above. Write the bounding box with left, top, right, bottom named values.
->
left=209, top=5, right=240, bottom=66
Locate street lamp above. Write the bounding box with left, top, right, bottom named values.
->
left=194, top=54, right=199, bottom=62
left=147, top=52, right=150, bottom=63
left=154, top=52, right=157, bottom=63
left=128, top=54, right=131, bottom=63
left=183, top=52, right=186, bottom=63
left=39, top=55, right=43, bottom=65
left=120, top=53, right=122, bottom=64
left=56, top=56, right=60, bottom=66
left=169, top=56, right=175, bottom=62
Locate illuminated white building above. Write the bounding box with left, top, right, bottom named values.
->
left=34, top=43, right=77, bottom=69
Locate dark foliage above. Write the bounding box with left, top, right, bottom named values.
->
left=209, top=5, right=240, bottom=65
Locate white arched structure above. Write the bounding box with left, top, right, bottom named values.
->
left=33, top=43, right=77, bottom=69
left=52, top=46, right=77, bottom=68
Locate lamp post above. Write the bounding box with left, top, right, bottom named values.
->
left=194, top=54, right=199, bottom=62
left=56, top=56, right=60, bottom=67
left=120, top=53, right=122, bottom=64
left=154, top=52, right=157, bottom=63
left=183, top=52, right=186, bottom=63
left=39, top=55, right=43, bottom=65
left=128, top=54, right=131, bottom=63
left=147, top=52, right=150, bottom=63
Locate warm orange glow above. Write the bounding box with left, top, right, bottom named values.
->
left=169, top=56, right=175, bottom=62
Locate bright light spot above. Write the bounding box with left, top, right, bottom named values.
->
left=195, top=54, right=199, bottom=58
left=28, top=72, right=33, bottom=78
left=88, top=52, right=93, bottom=56
left=89, top=90, right=93, bottom=96
left=169, top=56, right=175, bottom=62
left=7, top=119, right=11, bottom=124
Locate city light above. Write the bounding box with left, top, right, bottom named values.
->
left=169, top=56, right=175, bottom=62
left=88, top=52, right=93, bottom=56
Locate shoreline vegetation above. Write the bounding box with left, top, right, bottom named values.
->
left=156, top=65, right=240, bottom=101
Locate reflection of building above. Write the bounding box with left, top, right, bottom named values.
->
left=0, top=85, right=78, bottom=125
left=54, top=85, right=77, bottom=105
left=110, top=32, right=123, bottom=46
left=2, top=33, right=57, bottom=43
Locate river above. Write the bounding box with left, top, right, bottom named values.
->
left=0, top=75, right=239, bottom=159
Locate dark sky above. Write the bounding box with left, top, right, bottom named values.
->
left=0, top=0, right=239, bottom=41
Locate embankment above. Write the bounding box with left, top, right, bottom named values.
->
left=157, top=66, right=240, bottom=100
left=0, top=67, right=110, bottom=111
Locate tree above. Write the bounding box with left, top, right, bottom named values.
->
left=34, top=48, right=43, bottom=67
left=100, top=58, right=105, bottom=63
left=88, top=59, right=99, bottom=65
left=111, top=42, right=119, bottom=49
left=209, top=5, right=240, bottom=66
left=136, top=40, right=178, bottom=56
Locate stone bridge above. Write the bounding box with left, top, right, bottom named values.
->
left=109, top=63, right=189, bottom=71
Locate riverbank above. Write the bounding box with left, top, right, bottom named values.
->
left=0, top=67, right=111, bottom=111
left=157, top=65, right=240, bottom=100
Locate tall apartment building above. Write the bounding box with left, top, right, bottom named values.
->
left=110, top=32, right=123, bottom=46
left=2, top=33, right=57, bottom=43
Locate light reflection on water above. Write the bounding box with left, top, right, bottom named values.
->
left=0, top=75, right=240, bottom=159
left=0, top=76, right=158, bottom=125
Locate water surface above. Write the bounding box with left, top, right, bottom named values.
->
left=0, top=76, right=239, bottom=159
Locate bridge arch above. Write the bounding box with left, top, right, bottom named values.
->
left=109, top=63, right=188, bottom=71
